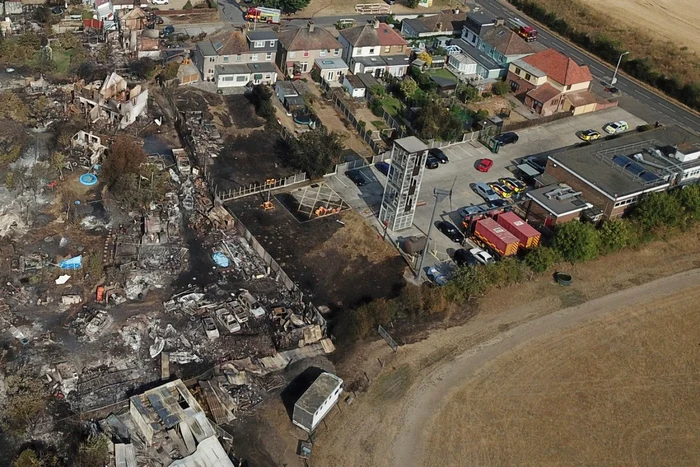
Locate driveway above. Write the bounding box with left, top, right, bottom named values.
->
left=328, top=106, right=646, bottom=276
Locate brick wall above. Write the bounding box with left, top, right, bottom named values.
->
left=545, top=163, right=618, bottom=217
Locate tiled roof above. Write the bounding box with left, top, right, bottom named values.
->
left=565, top=90, right=598, bottom=106
left=481, top=26, right=538, bottom=56
left=278, top=26, right=342, bottom=52
left=403, top=10, right=466, bottom=34
left=340, top=23, right=407, bottom=47
left=523, top=49, right=592, bottom=86
left=526, top=83, right=561, bottom=103
left=207, top=29, right=249, bottom=56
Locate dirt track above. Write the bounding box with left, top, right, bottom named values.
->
left=393, top=268, right=700, bottom=466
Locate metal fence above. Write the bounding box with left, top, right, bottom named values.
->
left=502, top=110, right=574, bottom=132
left=326, top=153, right=387, bottom=176
left=327, top=89, right=385, bottom=154
left=213, top=172, right=308, bottom=202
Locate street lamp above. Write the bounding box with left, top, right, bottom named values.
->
left=415, top=188, right=452, bottom=280
left=610, top=51, right=629, bottom=86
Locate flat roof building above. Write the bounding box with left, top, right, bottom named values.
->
left=524, top=183, right=599, bottom=227
left=292, top=372, right=343, bottom=433
left=545, top=125, right=700, bottom=218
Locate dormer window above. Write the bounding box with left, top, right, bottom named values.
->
left=255, top=41, right=263, bottom=47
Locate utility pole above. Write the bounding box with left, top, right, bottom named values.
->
left=415, top=188, right=451, bottom=280
left=611, top=51, right=629, bottom=87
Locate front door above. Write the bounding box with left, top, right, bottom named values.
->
left=327, top=71, right=335, bottom=81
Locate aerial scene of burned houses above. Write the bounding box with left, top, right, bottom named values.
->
left=0, top=0, right=699, bottom=465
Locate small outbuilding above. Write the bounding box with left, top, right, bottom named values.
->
left=292, top=372, right=343, bottom=433
left=313, top=58, right=348, bottom=83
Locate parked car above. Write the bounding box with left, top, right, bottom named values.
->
left=605, top=86, right=620, bottom=94
left=578, top=129, right=601, bottom=141
left=489, top=199, right=511, bottom=209
left=429, top=148, right=449, bottom=164
left=427, top=266, right=447, bottom=286
left=436, top=221, right=464, bottom=243
left=375, top=161, right=390, bottom=176
left=603, top=121, right=628, bottom=134
left=154, top=15, right=164, bottom=24
left=425, top=155, right=440, bottom=169
left=498, top=177, right=526, bottom=193
left=476, top=158, right=493, bottom=172
left=469, top=247, right=495, bottom=265
left=488, top=181, right=514, bottom=199
left=453, top=248, right=477, bottom=267
left=461, top=204, right=487, bottom=218
left=50, top=6, right=64, bottom=14
left=162, top=25, right=175, bottom=37
left=494, top=132, right=519, bottom=146
left=152, top=0, right=169, bottom=4
left=345, top=170, right=367, bottom=186
left=474, top=182, right=501, bottom=203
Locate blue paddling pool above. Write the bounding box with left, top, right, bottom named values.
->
left=79, top=173, right=98, bottom=186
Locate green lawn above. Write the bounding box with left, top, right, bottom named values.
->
left=429, top=68, right=458, bottom=82
left=381, top=95, right=403, bottom=117
left=52, top=48, right=74, bottom=74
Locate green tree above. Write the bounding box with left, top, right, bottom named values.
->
left=483, top=257, right=525, bottom=286
left=445, top=265, right=491, bottom=301
left=1, top=369, right=47, bottom=437
left=407, top=0, right=419, bottom=8
left=77, top=434, right=109, bottom=467
left=457, top=84, right=479, bottom=103
left=279, top=0, right=311, bottom=13
left=0, top=91, right=30, bottom=122
left=399, top=77, right=418, bottom=100
left=161, top=61, right=180, bottom=81
left=129, top=57, right=157, bottom=79
left=50, top=151, right=66, bottom=179
left=247, top=84, right=276, bottom=121
left=524, top=246, right=560, bottom=273
left=553, top=221, right=600, bottom=263
left=491, top=80, right=511, bottom=96
left=673, top=185, right=700, bottom=223
left=414, top=98, right=463, bottom=141
left=630, top=191, right=684, bottom=231
left=289, top=127, right=344, bottom=178
left=598, top=218, right=632, bottom=253
left=102, top=135, right=147, bottom=188
left=183, top=0, right=193, bottom=9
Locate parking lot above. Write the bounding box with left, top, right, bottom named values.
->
left=327, top=106, right=646, bottom=275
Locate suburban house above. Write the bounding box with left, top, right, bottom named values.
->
left=73, top=72, right=148, bottom=129
left=401, top=9, right=466, bottom=38
left=448, top=38, right=502, bottom=80
left=112, top=0, right=148, bottom=13
left=292, top=372, right=343, bottom=433
left=507, top=48, right=597, bottom=115
left=277, top=22, right=343, bottom=78
left=338, top=20, right=410, bottom=77
left=312, top=57, right=349, bottom=83
left=544, top=125, right=700, bottom=219
left=194, top=29, right=279, bottom=85
left=95, top=0, right=114, bottom=21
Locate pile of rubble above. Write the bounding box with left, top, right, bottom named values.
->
left=181, top=111, right=224, bottom=166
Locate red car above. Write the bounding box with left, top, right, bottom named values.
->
left=477, top=158, right=493, bottom=172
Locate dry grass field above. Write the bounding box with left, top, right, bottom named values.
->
left=530, top=0, right=700, bottom=86
left=425, top=284, right=700, bottom=466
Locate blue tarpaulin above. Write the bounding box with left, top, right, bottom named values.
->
left=59, top=255, right=82, bottom=269
left=212, top=252, right=230, bottom=268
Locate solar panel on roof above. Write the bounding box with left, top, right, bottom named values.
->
left=612, top=155, right=631, bottom=167
left=626, top=161, right=646, bottom=176
left=640, top=172, right=660, bottom=182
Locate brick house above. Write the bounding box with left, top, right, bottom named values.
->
left=276, top=22, right=343, bottom=78
left=338, top=20, right=410, bottom=77
left=194, top=29, right=279, bottom=85
left=507, top=49, right=596, bottom=116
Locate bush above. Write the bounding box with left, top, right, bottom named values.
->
left=552, top=221, right=600, bottom=263
left=369, top=98, right=384, bottom=117
left=445, top=266, right=491, bottom=302
left=289, top=127, right=344, bottom=178
left=598, top=218, right=632, bottom=254
left=630, top=191, right=684, bottom=231
left=407, top=0, right=419, bottom=8
left=673, top=185, right=700, bottom=223
left=247, top=84, right=276, bottom=121
left=524, top=246, right=560, bottom=273
left=183, top=0, right=193, bottom=9
left=491, top=80, right=510, bottom=96
left=310, top=67, right=321, bottom=83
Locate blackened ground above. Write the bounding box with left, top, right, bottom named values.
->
left=223, top=94, right=265, bottom=129
left=212, top=131, right=296, bottom=191
left=226, top=195, right=406, bottom=310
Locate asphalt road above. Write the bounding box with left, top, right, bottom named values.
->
left=477, top=0, right=700, bottom=132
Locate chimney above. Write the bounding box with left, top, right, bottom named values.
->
left=436, top=22, right=443, bottom=32
left=373, top=18, right=380, bottom=29
left=495, top=17, right=505, bottom=26
left=308, top=21, right=315, bottom=33
left=453, top=8, right=460, bottom=14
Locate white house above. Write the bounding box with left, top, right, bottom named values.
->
left=292, top=372, right=343, bottom=433
left=313, top=58, right=348, bottom=83
left=215, top=63, right=278, bottom=88
left=338, top=20, right=409, bottom=77
left=447, top=52, right=477, bottom=76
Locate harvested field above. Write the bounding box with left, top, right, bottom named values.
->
left=425, top=283, right=700, bottom=466
left=226, top=196, right=405, bottom=309
left=529, top=0, right=700, bottom=86
left=296, top=0, right=459, bottom=17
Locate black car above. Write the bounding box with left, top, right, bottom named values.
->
left=523, top=155, right=546, bottom=173
left=429, top=148, right=449, bottom=164
left=495, top=132, right=519, bottom=146
left=453, top=248, right=476, bottom=267
left=437, top=221, right=464, bottom=243
left=51, top=6, right=63, bottom=14
left=426, top=155, right=440, bottom=169
left=345, top=170, right=367, bottom=187
left=489, top=199, right=511, bottom=209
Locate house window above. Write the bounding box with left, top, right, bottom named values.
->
left=222, top=76, right=234, bottom=82
left=265, top=73, right=270, bottom=79
left=369, top=48, right=375, bottom=54
left=303, top=51, right=309, bottom=57
left=515, top=67, right=522, bottom=75
left=510, top=80, right=519, bottom=91
left=251, top=53, right=258, bottom=61
left=236, top=54, right=242, bottom=62
left=320, top=49, right=326, bottom=57
left=223, top=56, right=229, bottom=63
left=255, top=40, right=263, bottom=47
left=209, top=58, right=215, bottom=62
left=566, top=84, right=572, bottom=90
left=289, top=51, right=296, bottom=58
left=333, top=49, right=340, bottom=56
left=236, top=75, right=247, bottom=82
left=384, top=46, right=391, bottom=53
left=525, top=73, right=531, bottom=80
left=301, top=62, right=308, bottom=72
left=266, top=52, right=272, bottom=61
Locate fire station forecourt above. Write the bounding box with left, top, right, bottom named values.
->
left=330, top=106, right=645, bottom=270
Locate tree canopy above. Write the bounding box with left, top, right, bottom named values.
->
left=288, top=127, right=344, bottom=178
left=552, top=221, right=600, bottom=263
left=414, top=98, right=463, bottom=141
left=102, top=135, right=146, bottom=188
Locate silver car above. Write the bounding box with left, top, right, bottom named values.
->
left=474, top=182, right=501, bottom=203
